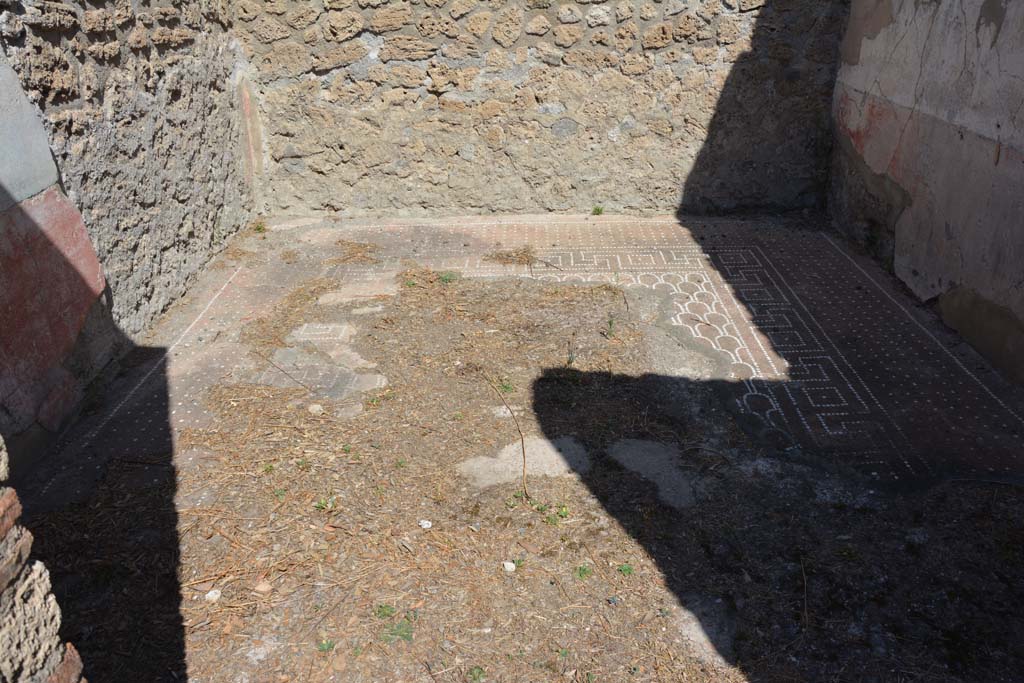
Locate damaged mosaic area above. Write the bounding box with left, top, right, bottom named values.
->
left=16, top=215, right=1024, bottom=682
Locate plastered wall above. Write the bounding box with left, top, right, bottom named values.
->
left=830, top=0, right=1024, bottom=382
left=0, top=57, right=94, bottom=683
left=0, top=0, right=253, bottom=336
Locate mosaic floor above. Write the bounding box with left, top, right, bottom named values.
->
left=19, top=215, right=1024, bottom=507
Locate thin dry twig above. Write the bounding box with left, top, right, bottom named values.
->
left=253, top=350, right=315, bottom=394
left=480, top=370, right=530, bottom=500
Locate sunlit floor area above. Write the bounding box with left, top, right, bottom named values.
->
left=16, top=215, right=1024, bottom=682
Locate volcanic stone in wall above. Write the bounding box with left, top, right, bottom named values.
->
left=233, top=0, right=847, bottom=216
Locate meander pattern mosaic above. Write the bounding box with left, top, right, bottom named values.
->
left=28, top=218, right=1024, bottom=503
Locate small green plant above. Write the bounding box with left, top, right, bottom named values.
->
left=498, top=380, right=514, bottom=394
left=262, top=463, right=274, bottom=474
left=382, top=617, right=415, bottom=643
left=586, top=674, right=597, bottom=683
left=602, top=313, right=616, bottom=339
left=514, top=558, right=524, bottom=569
left=342, top=444, right=352, bottom=453
left=559, top=648, right=569, bottom=658
left=251, top=219, right=267, bottom=233
left=566, top=333, right=577, bottom=367
left=405, top=279, right=417, bottom=287
left=574, top=565, right=593, bottom=581
left=467, top=665, right=486, bottom=682
left=297, top=459, right=311, bottom=472
left=533, top=503, right=550, bottom=513
left=395, top=459, right=407, bottom=469
left=439, top=271, right=460, bottom=284
left=557, top=505, right=570, bottom=519
left=314, top=497, right=333, bottom=511
left=273, top=488, right=286, bottom=501
left=591, top=205, right=604, bottom=216
left=374, top=604, right=398, bottom=619
left=617, top=563, right=634, bottom=577
left=317, top=639, right=335, bottom=653
left=452, top=411, right=464, bottom=421
left=544, top=514, right=559, bottom=526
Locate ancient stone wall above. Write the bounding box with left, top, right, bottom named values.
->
left=830, top=0, right=1024, bottom=383
left=0, top=0, right=253, bottom=336
left=235, top=0, right=848, bottom=216
left=0, top=486, right=84, bottom=683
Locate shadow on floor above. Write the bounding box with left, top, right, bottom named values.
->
left=2, top=181, right=185, bottom=681
left=617, top=2, right=1024, bottom=674
left=532, top=368, right=1024, bottom=681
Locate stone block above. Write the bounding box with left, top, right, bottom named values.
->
left=491, top=8, right=523, bottom=47
left=0, top=561, right=62, bottom=682
left=380, top=35, right=437, bottom=61
left=371, top=4, right=412, bottom=32
left=0, top=525, right=33, bottom=592
left=323, top=10, right=363, bottom=41
left=0, top=488, right=21, bottom=541
left=45, top=644, right=84, bottom=683
left=553, top=23, right=583, bottom=47
left=525, top=14, right=550, bottom=35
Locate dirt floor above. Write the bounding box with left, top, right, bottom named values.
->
left=17, top=216, right=1024, bottom=682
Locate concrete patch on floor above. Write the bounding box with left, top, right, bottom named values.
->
left=350, top=305, right=385, bottom=316
left=672, top=593, right=737, bottom=670
left=608, top=439, right=696, bottom=509
left=490, top=405, right=524, bottom=418
left=235, top=322, right=387, bottom=417
left=458, top=436, right=591, bottom=489
left=286, top=322, right=355, bottom=344
left=321, top=346, right=377, bottom=370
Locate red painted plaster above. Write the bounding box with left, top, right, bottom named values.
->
left=0, top=185, right=105, bottom=430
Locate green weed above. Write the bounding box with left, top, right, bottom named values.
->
left=374, top=604, right=397, bottom=619
left=382, top=618, right=414, bottom=644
